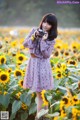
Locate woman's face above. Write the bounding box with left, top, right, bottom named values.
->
left=42, top=21, right=52, bottom=32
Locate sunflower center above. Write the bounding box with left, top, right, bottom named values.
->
left=70, top=61, right=73, bottom=64
left=16, top=71, right=21, bottom=76
left=1, top=74, right=7, bottom=81
left=73, top=98, right=78, bottom=102
left=73, top=46, right=76, bottom=49
left=19, top=56, right=23, bottom=61
left=65, top=52, right=69, bottom=56
left=21, top=81, right=23, bottom=85
left=55, top=51, right=59, bottom=56
left=72, top=61, right=75, bottom=65
left=1, top=58, right=5, bottom=64
left=57, top=73, right=61, bottom=77
left=62, top=98, right=68, bottom=104
left=57, top=46, right=60, bottom=49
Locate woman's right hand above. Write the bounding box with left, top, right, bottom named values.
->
left=34, top=29, right=40, bottom=37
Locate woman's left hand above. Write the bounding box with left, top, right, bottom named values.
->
left=42, top=32, right=48, bottom=40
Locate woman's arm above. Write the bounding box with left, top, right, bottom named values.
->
left=40, top=39, right=55, bottom=59
left=23, top=28, right=36, bottom=48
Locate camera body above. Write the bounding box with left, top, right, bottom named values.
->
left=37, top=28, right=47, bottom=38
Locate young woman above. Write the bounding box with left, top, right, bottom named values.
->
left=23, top=13, right=58, bottom=120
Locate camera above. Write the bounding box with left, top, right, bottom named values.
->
left=36, top=28, right=47, bottom=38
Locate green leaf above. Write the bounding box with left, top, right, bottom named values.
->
left=21, top=111, right=28, bottom=120
left=52, top=57, right=60, bottom=64
left=68, top=76, right=78, bottom=82
left=20, top=93, right=31, bottom=106
left=58, top=86, right=67, bottom=91
left=10, top=112, right=16, bottom=120
left=46, top=95, right=52, bottom=102
left=54, top=79, right=61, bottom=90
left=9, top=79, right=16, bottom=86
left=8, top=85, right=18, bottom=92
left=46, top=112, right=60, bottom=118
left=12, top=100, right=22, bottom=114
left=0, top=94, right=10, bottom=108
left=37, top=109, right=49, bottom=118
left=29, top=103, right=37, bottom=115
left=71, top=82, right=78, bottom=90
left=50, top=101, right=60, bottom=108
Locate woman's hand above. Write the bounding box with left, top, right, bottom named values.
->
left=34, top=29, right=40, bottom=37
left=42, top=32, right=48, bottom=40
left=31, top=29, right=39, bottom=41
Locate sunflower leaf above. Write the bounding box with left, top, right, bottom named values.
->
left=29, top=103, right=37, bottom=115
left=8, top=85, right=18, bottom=92
left=50, top=101, right=60, bottom=108
left=12, top=100, right=22, bottom=114
left=20, top=93, right=31, bottom=106
left=58, top=86, right=67, bottom=91
left=10, top=112, right=16, bottom=120
left=68, top=76, right=79, bottom=82
left=45, top=112, right=60, bottom=118
left=37, top=109, right=49, bottom=119
left=21, top=111, right=28, bottom=120
left=0, top=94, right=10, bottom=108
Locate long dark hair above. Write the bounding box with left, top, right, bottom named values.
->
left=39, top=13, right=58, bottom=41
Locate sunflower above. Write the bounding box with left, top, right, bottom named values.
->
left=21, top=102, right=28, bottom=110
left=16, top=53, right=27, bottom=63
left=0, top=55, right=6, bottom=65
left=60, top=101, right=64, bottom=111
left=55, top=67, right=62, bottom=73
left=11, top=41, right=17, bottom=47
left=63, top=50, right=70, bottom=57
left=56, top=63, right=61, bottom=68
left=16, top=92, right=21, bottom=99
left=61, top=63, right=67, bottom=71
left=14, top=69, right=23, bottom=77
left=72, top=95, right=80, bottom=105
left=20, top=44, right=25, bottom=49
left=67, top=59, right=77, bottom=66
left=55, top=43, right=63, bottom=50
left=56, top=72, right=63, bottom=79
left=54, top=50, right=60, bottom=57
left=17, top=60, right=22, bottom=65
left=53, top=116, right=59, bottom=120
left=7, top=68, right=12, bottom=73
left=72, top=42, right=79, bottom=49
left=18, top=80, right=23, bottom=88
left=62, top=43, right=69, bottom=50
left=60, top=109, right=67, bottom=117
left=4, top=91, right=8, bottom=95
left=41, top=90, right=49, bottom=106
left=62, top=96, right=71, bottom=108
left=72, top=108, right=78, bottom=117
left=0, top=72, right=10, bottom=84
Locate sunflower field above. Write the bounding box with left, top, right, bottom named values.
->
left=0, top=27, right=80, bottom=120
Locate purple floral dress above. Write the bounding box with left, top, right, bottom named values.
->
left=23, top=27, right=55, bottom=92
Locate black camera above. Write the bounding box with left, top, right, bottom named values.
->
left=36, top=28, right=47, bottom=38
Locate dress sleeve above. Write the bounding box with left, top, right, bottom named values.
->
left=23, top=28, right=36, bottom=48
left=40, top=39, right=55, bottom=59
